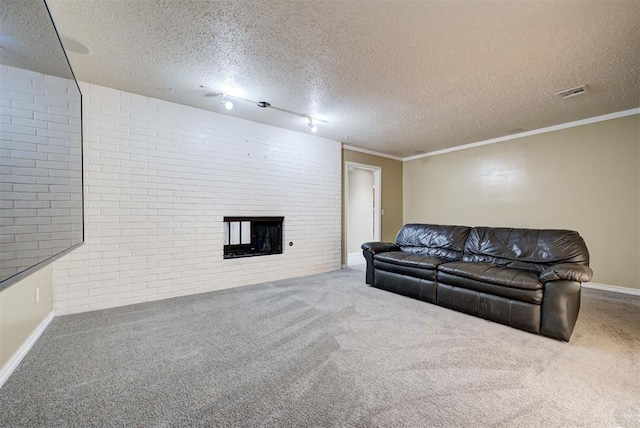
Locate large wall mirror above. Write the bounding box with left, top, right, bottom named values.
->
left=0, top=0, right=84, bottom=290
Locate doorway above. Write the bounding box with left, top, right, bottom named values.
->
left=345, top=162, right=381, bottom=266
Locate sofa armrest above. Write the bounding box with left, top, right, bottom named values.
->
left=361, top=242, right=399, bottom=285
left=361, top=242, right=399, bottom=255
left=541, top=280, right=582, bottom=341
left=540, top=263, right=593, bottom=283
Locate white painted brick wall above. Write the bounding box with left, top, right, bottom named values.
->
left=52, top=83, right=342, bottom=315
left=0, top=65, right=83, bottom=281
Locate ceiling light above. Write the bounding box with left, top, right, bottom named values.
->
left=308, top=119, right=317, bottom=133
left=220, top=95, right=234, bottom=110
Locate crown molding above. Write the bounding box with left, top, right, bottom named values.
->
left=402, top=108, right=640, bottom=162
left=342, top=144, right=403, bottom=161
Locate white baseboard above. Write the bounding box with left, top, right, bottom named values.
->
left=0, top=311, right=54, bottom=389
left=583, top=282, right=640, bottom=297
left=347, top=251, right=365, bottom=266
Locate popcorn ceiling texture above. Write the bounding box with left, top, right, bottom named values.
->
left=52, top=83, right=342, bottom=315
left=45, top=0, right=640, bottom=157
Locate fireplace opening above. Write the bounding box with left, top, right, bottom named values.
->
left=223, top=216, right=283, bottom=259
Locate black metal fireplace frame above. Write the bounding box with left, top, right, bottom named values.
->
left=223, top=216, right=284, bottom=259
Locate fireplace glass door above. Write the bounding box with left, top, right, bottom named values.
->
left=223, top=217, right=283, bottom=259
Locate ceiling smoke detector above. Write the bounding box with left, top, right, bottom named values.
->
left=555, top=85, right=589, bottom=99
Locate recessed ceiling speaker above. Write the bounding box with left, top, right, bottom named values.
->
left=60, top=36, right=90, bottom=54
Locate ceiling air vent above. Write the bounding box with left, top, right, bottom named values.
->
left=555, top=85, right=589, bottom=99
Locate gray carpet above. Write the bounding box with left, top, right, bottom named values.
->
left=1, top=268, right=639, bottom=427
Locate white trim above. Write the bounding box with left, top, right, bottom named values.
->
left=582, top=282, right=640, bottom=297
left=344, top=162, right=382, bottom=267
left=402, top=108, right=640, bottom=161
left=0, top=311, right=54, bottom=389
left=347, top=251, right=366, bottom=266
left=343, top=144, right=403, bottom=161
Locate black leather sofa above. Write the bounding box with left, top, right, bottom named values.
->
left=361, top=224, right=593, bottom=341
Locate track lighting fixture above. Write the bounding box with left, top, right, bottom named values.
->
left=200, top=85, right=327, bottom=132
left=220, top=95, right=234, bottom=110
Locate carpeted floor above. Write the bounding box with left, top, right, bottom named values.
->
left=1, top=268, right=639, bottom=427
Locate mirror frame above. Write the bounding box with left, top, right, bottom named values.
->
left=0, top=1, right=84, bottom=291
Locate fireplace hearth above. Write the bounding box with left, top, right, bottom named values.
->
left=223, top=217, right=283, bottom=259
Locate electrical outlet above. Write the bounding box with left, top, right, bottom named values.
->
left=35, top=288, right=40, bottom=304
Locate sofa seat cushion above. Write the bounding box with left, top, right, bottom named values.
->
left=374, top=252, right=449, bottom=269
left=373, top=252, right=449, bottom=281
left=438, top=262, right=542, bottom=290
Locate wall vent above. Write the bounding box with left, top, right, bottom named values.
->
left=555, top=85, right=589, bottom=99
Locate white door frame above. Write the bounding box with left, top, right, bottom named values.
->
left=345, top=161, right=382, bottom=266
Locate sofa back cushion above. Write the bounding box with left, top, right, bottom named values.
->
left=463, top=227, right=590, bottom=273
left=396, top=224, right=472, bottom=261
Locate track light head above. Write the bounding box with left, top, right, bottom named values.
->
left=308, top=119, right=317, bottom=133
left=220, top=94, right=234, bottom=110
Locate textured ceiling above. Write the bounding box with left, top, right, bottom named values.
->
left=43, top=0, right=640, bottom=158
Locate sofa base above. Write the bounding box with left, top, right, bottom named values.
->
left=372, top=270, right=542, bottom=337
left=436, top=283, right=541, bottom=335
left=374, top=270, right=437, bottom=304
